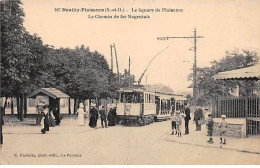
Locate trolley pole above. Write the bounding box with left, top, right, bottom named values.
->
left=157, top=28, right=204, bottom=106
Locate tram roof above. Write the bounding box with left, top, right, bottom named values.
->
left=118, top=87, right=185, bottom=98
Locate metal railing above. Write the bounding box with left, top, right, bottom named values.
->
left=213, top=97, right=260, bottom=118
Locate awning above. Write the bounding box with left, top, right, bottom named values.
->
left=214, top=64, right=260, bottom=80
left=28, top=88, right=70, bottom=99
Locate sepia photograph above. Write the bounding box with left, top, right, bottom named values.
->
left=0, top=0, right=260, bottom=165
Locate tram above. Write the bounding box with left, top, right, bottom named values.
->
left=116, top=87, right=186, bottom=126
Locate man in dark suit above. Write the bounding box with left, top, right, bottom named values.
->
left=99, top=105, right=108, bottom=128
left=194, top=106, right=203, bottom=131
left=184, top=105, right=191, bottom=135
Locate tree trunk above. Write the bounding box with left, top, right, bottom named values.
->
left=11, top=98, right=14, bottom=115
left=73, top=99, right=78, bottom=115
left=57, top=99, right=60, bottom=120
left=95, top=97, right=99, bottom=108
left=68, top=98, right=71, bottom=116
left=23, top=94, right=27, bottom=118
left=3, top=97, right=7, bottom=115
left=88, top=98, right=91, bottom=118
left=83, top=99, right=86, bottom=112
left=0, top=105, right=3, bottom=144
left=20, top=96, right=24, bottom=122
left=17, top=97, right=20, bottom=120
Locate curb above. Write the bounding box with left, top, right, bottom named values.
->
left=165, top=137, right=260, bottom=155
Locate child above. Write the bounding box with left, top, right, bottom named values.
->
left=175, top=111, right=184, bottom=137
left=219, top=115, right=228, bottom=144
left=170, top=112, right=177, bottom=135
left=206, top=113, right=214, bottom=144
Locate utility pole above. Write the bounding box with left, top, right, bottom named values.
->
left=128, top=56, right=131, bottom=87
left=157, top=28, right=204, bottom=106
left=113, top=43, right=120, bottom=83
left=110, top=44, right=113, bottom=73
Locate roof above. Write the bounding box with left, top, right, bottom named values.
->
left=187, top=83, right=193, bottom=88
left=28, top=88, right=70, bottom=99
left=214, top=64, right=260, bottom=80
left=145, top=84, right=175, bottom=94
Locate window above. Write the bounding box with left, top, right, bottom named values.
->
left=120, top=92, right=143, bottom=103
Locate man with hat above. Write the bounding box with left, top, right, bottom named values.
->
left=219, top=115, right=228, bottom=144
left=184, top=104, right=191, bottom=135
left=206, top=113, right=214, bottom=144
left=99, top=105, right=108, bottom=128
left=194, top=106, right=203, bottom=131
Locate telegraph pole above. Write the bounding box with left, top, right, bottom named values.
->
left=128, top=56, right=131, bottom=87
left=157, top=28, right=204, bottom=106
left=110, top=44, right=113, bottom=73
left=112, top=43, right=120, bottom=83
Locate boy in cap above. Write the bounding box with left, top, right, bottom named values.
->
left=219, top=115, right=228, bottom=144
left=206, top=113, right=214, bottom=144
left=170, top=112, right=177, bottom=135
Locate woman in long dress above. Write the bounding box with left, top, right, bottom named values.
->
left=41, top=105, right=50, bottom=134
left=77, top=103, right=86, bottom=126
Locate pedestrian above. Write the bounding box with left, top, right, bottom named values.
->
left=77, top=103, right=86, bottom=126
left=184, top=104, right=191, bottom=135
left=89, top=106, right=98, bottom=128
left=108, top=106, right=117, bottom=126
left=194, top=106, right=203, bottom=131
left=99, top=105, right=108, bottom=128
left=41, top=105, right=50, bottom=134
left=53, top=107, right=61, bottom=125
left=175, top=111, right=184, bottom=137
left=49, top=109, right=56, bottom=127
left=170, top=112, right=177, bottom=135
left=206, top=113, right=214, bottom=144
left=219, top=115, right=228, bottom=145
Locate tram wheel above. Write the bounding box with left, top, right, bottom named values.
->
left=137, top=117, right=145, bottom=126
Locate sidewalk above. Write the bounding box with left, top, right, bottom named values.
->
left=2, top=115, right=106, bottom=135
left=166, top=121, right=260, bottom=154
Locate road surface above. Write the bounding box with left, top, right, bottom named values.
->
left=0, top=118, right=259, bottom=165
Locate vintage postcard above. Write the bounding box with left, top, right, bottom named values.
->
left=0, top=0, right=260, bottom=165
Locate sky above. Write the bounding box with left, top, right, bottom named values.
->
left=21, top=0, right=260, bottom=94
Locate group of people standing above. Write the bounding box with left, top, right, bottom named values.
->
left=77, top=103, right=117, bottom=128
left=170, top=105, right=228, bottom=145
left=40, top=105, right=60, bottom=134
left=170, top=104, right=191, bottom=137
left=206, top=114, right=228, bottom=145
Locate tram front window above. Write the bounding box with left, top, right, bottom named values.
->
left=121, top=92, right=143, bottom=103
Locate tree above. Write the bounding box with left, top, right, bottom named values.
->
left=188, top=49, right=259, bottom=106
left=1, top=0, right=53, bottom=120
left=44, top=45, right=119, bottom=113
left=1, top=0, right=32, bottom=120
left=120, top=69, right=136, bottom=88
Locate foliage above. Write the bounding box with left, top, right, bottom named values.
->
left=188, top=49, right=259, bottom=106
left=1, top=1, right=119, bottom=102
